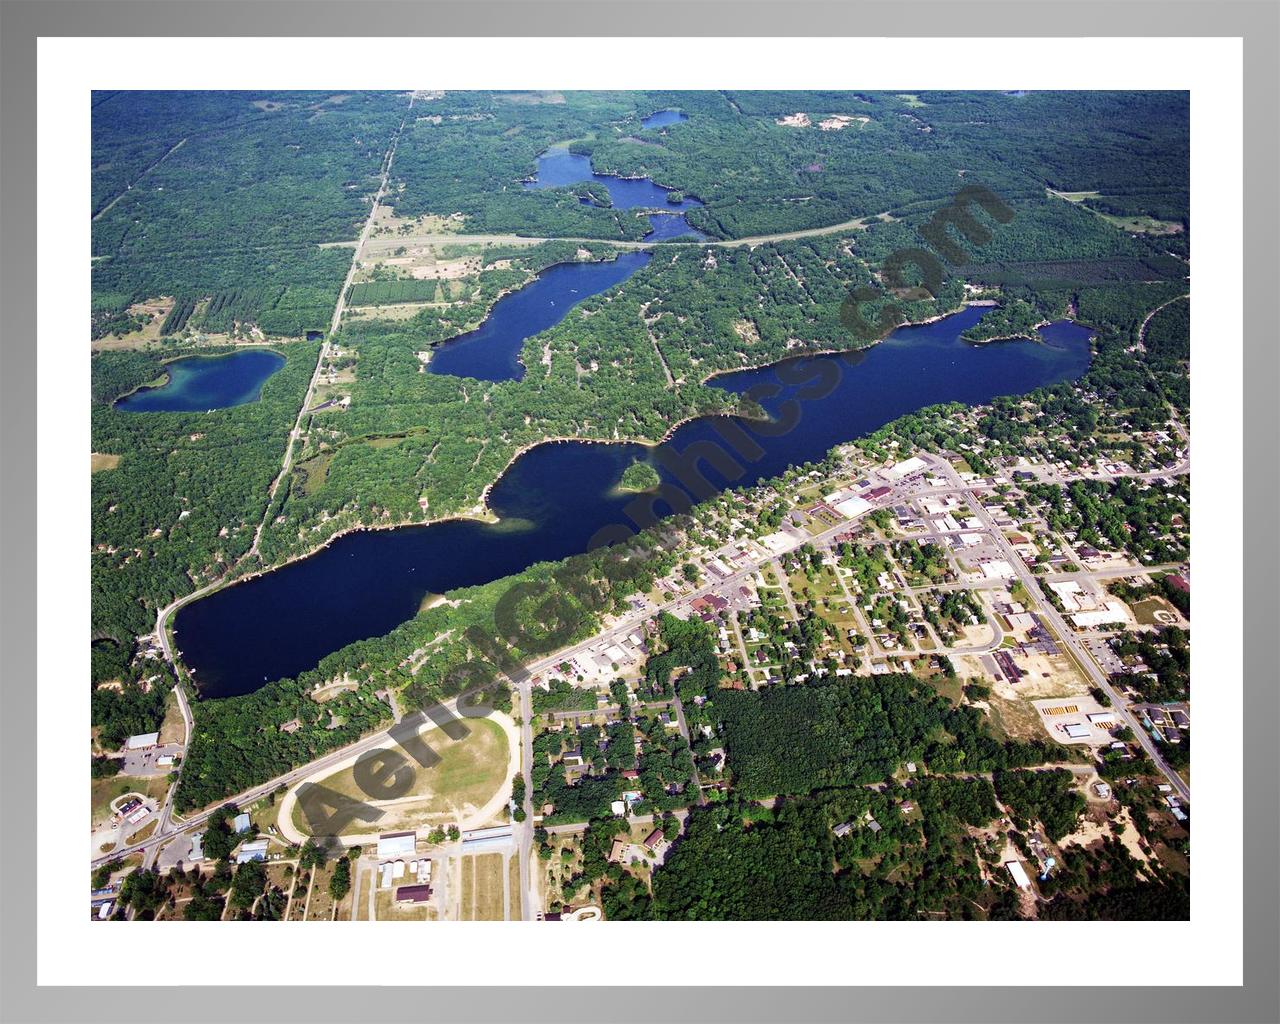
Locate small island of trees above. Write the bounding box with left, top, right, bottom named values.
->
left=619, top=459, right=660, bottom=493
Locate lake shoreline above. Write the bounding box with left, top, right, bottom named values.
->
left=175, top=302, right=1010, bottom=628
left=113, top=347, right=287, bottom=412
left=178, top=307, right=1094, bottom=694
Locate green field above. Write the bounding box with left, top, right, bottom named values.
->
left=291, top=716, right=511, bottom=836
left=348, top=279, right=445, bottom=306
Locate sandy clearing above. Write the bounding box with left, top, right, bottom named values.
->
left=277, top=710, right=519, bottom=847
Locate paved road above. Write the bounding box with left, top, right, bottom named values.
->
left=110, top=452, right=1190, bottom=871
left=95, top=690, right=477, bottom=870
left=352, top=211, right=889, bottom=257
left=134, top=98, right=421, bottom=868
left=936, top=459, right=1191, bottom=805
left=150, top=95, right=418, bottom=655
left=517, top=684, right=535, bottom=920
left=248, top=96, right=414, bottom=559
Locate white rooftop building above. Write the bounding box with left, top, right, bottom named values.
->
left=376, top=831, right=417, bottom=859
left=834, top=495, right=872, bottom=519
left=1005, top=859, right=1032, bottom=890
left=886, top=456, right=928, bottom=480
left=235, top=838, right=269, bottom=864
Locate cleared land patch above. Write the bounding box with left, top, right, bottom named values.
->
left=289, top=715, right=513, bottom=837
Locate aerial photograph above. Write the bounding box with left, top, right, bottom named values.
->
left=89, top=89, right=1191, bottom=923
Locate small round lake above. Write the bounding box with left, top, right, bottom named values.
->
left=175, top=307, right=1093, bottom=697
left=641, top=109, right=688, bottom=129
left=523, top=145, right=706, bottom=241
left=114, top=350, right=286, bottom=413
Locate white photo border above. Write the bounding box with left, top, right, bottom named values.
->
left=39, top=35, right=1241, bottom=987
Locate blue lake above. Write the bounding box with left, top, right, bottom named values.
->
left=114, top=350, right=285, bottom=413
left=428, top=252, right=652, bottom=382
left=523, top=145, right=706, bottom=241
left=175, top=306, right=1093, bottom=697
left=641, top=109, right=688, bottom=129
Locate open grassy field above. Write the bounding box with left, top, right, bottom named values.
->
left=90, top=774, right=169, bottom=829
left=91, top=452, right=121, bottom=472
left=1094, top=212, right=1183, bottom=235
left=291, top=716, right=512, bottom=837
left=459, top=855, right=475, bottom=921
left=466, top=852, right=507, bottom=921
left=125, top=819, right=159, bottom=845
left=1129, top=595, right=1181, bottom=626
left=157, top=690, right=187, bottom=745
left=374, top=889, right=437, bottom=921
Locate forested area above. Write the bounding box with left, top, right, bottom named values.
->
left=584, top=91, right=1188, bottom=240
left=91, top=673, right=171, bottom=750
left=645, top=779, right=1003, bottom=920
left=715, top=674, right=1056, bottom=798
left=993, top=768, right=1086, bottom=841
left=91, top=91, right=405, bottom=337
left=91, top=344, right=316, bottom=644
left=258, top=234, right=957, bottom=566
left=1025, top=478, right=1189, bottom=564
left=92, top=92, right=1191, bottom=877
left=960, top=299, right=1042, bottom=342
left=174, top=672, right=391, bottom=811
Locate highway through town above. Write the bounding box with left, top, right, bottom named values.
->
left=104, top=451, right=1191, bottom=909
left=936, top=459, right=1192, bottom=805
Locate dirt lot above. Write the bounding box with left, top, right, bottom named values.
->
left=1060, top=806, right=1152, bottom=872
left=157, top=690, right=186, bottom=745
left=494, top=91, right=565, bottom=105
left=91, top=296, right=174, bottom=350
left=289, top=714, right=515, bottom=837
left=367, top=204, right=466, bottom=240
left=347, top=302, right=439, bottom=323
left=994, top=649, right=1089, bottom=701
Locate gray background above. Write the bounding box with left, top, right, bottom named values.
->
left=1, top=1, right=1276, bottom=1021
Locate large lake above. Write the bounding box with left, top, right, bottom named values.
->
left=175, top=306, right=1092, bottom=698
left=114, top=350, right=285, bottom=413
left=428, top=252, right=651, bottom=382
left=523, top=145, right=706, bottom=241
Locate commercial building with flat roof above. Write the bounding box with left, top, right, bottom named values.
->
left=1005, top=859, right=1032, bottom=890
left=235, top=838, right=269, bottom=864
left=376, top=831, right=417, bottom=859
